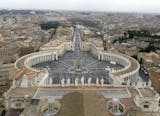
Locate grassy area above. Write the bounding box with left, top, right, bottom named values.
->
left=40, top=21, right=60, bottom=30
left=133, top=36, right=151, bottom=42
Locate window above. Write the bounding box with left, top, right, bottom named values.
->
left=144, top=104, right=149, bottom=108
left=15, top=102, right=21, bottom=107
left=143, top=101, right=149, bottom=108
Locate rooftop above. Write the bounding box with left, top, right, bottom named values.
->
left=8, top=87, right=37, bottom=98
left=139, top=88, right=156, bottom=97
left=113, top=54, right=139, bottom=76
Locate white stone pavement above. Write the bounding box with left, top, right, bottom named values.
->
left=33, top=87, right=131, bottom=99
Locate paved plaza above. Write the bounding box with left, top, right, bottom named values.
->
left=33, top=88, right=130, bottom=99
left=32, top=29, right=124, bottom=85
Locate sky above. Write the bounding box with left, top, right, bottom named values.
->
left=0, top=0, right=160, bottom=13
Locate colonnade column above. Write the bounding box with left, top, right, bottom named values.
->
left=52, top=54, right=55, bottom=60
left=44, top=79, right=48, bottom=86
left=56, top=54, right=58, bottom=60
left=101, top=54, right=104, bottom=60
left=98, top=54, right=101, bottom=60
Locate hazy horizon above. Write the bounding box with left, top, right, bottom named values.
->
left=0, top=0, right=160, bottom=13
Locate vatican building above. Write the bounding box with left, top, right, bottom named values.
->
left=4, top=26, right=160, bottom=116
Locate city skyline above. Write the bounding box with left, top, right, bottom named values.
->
left=0, top=0, right=160, bottom=13
left=1, top=1, right=160, bottom=116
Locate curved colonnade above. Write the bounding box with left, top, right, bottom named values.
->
left=15, top=41, right=140, bottom=86
left=82, top=41, right=140, bottom=85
